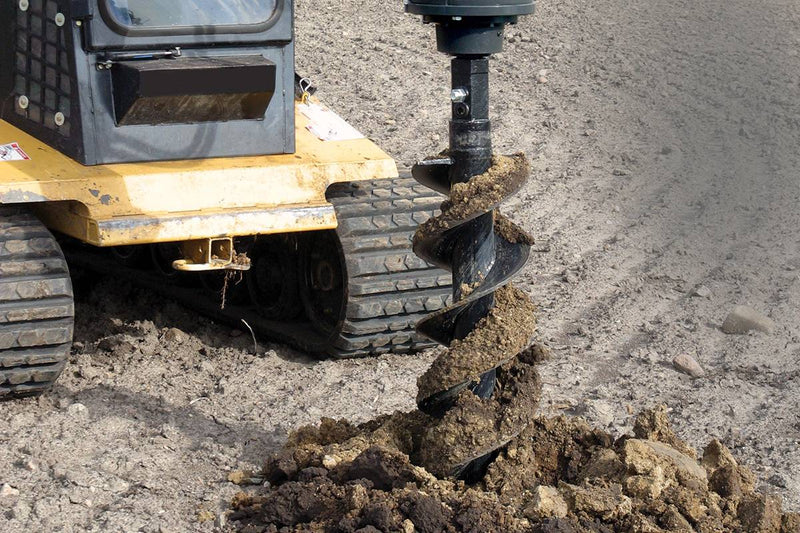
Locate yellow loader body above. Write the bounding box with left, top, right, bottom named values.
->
left=0, top=103, right=398, bottom=247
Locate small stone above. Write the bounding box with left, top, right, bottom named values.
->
left=525, top=485, right=569, bottom=519
left=537, top=69, right=549, bottom=83
left=691, top=285, right=712, bottom=298
left=227, top=470, right=251, bottom=485
left=162, top=328, right=185, bottom=343
left=215, top=513, right=227, bottom=528
left=322, top=455, right=339, bottom=469
left=577, top=399, right=615, bottom=427
left=672, top=354, right=705, bottom=378
left=402, top=518, right=415, bottom=533
left=10, top=501, right=30, bottom=520
left=199, top=360, right=215, bottom=373
left=67, top=403, right=88, bottom=416
left=0, top=483, right=20, bottom=497
left=721, top=305, right=775, bottom=334
left=768, top=473, right=788, bottom=488
left=78, top=364, right=100, bottom=380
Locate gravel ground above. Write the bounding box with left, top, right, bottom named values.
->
left=2, top=0, right=799, bottom=531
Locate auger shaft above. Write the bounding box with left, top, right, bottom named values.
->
left=406, top=0, right=537, bottom=479
left=449, top=57, right=498, bottom=393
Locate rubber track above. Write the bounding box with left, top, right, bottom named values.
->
left=313, top=176, right=452, bottom=357
left=0, top=207, right=74, bottom=398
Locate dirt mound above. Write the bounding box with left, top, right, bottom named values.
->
left=229, top=398, right=799, bottom=532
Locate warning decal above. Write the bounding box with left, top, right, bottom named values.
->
left=299, top=102, right=365, bottom=142
left=0, top=142, right=31, bottom=162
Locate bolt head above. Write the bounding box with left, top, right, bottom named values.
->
left=17, top=95, right=29, bottom=110
left=450, top=88, right=469, bottom=103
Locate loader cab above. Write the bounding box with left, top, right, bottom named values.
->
left=0, top=0, right=295, bottom=165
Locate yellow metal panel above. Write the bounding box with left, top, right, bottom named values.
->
left=0, top=102, right=397, bottom=246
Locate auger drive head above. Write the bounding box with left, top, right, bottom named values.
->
left=405, top=0, right=538, bottom=480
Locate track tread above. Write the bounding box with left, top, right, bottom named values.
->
left=0, top=206, right=73, bottom=399
left=322, top=176, right=452, bottom=358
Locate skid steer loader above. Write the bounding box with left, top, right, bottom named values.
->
left=0, top=0, right=454, bottom=398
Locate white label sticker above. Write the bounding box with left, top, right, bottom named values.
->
left=299, top=102, right=365, bottom=142
left=0, top=142, right=30, bottom=162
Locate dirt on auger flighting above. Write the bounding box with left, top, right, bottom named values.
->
left=230, top=402, right=800, bottom=532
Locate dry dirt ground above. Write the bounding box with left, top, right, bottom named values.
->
left=2, top=0, right=800, bottom=531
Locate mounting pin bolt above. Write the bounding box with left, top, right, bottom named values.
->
left=18, top=0, right=29, bottom=11
left=55, top=13, right=66, bottom=26
left=54, top=112, right=65, bottom=127
left=17, top=95, right=29, bottom=110
left=450, top=88, right=469, bottom=103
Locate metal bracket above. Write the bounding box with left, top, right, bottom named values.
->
left=172, top=238, right=251, bottom=272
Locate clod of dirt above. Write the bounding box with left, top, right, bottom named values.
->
left=231, top=406, right=800, bottom=532
left=417, top=348, right=543, bottom=477
left=494, top=211, right=536, bottom=246
left=416, top=284, right=538, bottom=402
left=415, top=154, right=532, bottom=243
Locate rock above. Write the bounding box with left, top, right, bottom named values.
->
left=559, top=481, right=632, bottom=521
left=67, top=403, right=88, bottom=416
left=738, top=493, right=783, bottom=533
left=227, top=470, right=252, bottom=485
left=525, top=485, right=569, bottom=519
left=402, top=519, right=415, bottom=533
left=672, top=353, right=705, bottom=378
left=162, top=328, right=185, bottom=343
left=322, top=455, right=340, bottom=469
left=721, top=305, right=775, bottom=334
left=10, top=500, right=30, bottom=520
left=701, top=439, right=738, bottom=471
left=576, top=399, right=615, bottom=427
left=691, top=285, right=712, bottom=298
left=623, top=439, right=707, bottom=487
left=1, top=483, right=20, bottom=497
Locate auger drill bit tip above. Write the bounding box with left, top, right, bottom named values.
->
left=405, top=0, right=537, bottom=480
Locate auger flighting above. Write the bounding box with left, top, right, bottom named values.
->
left=405, top=0, right=541, bottom=480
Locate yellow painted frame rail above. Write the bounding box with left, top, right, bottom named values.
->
left=0, top=103, right=398, bottom=246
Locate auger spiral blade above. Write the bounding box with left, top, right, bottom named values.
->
left=405, top=0, right=539, bottom=480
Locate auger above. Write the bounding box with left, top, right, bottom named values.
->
left=406, top=0, right=539, bottom=479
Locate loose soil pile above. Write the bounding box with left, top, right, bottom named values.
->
left=230, top=404, right=799, bottom=532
